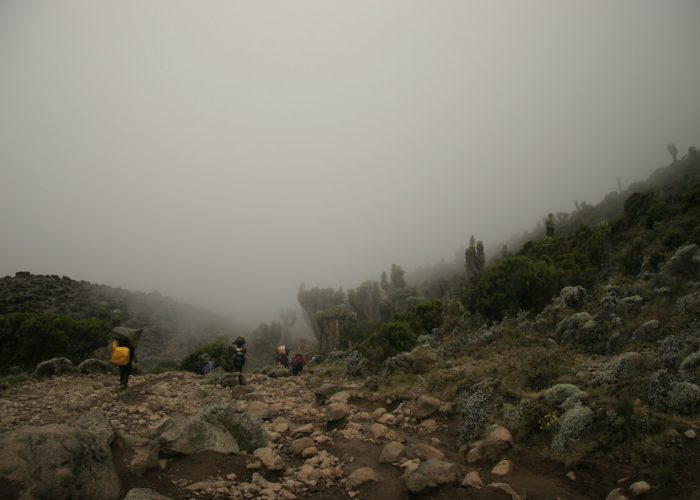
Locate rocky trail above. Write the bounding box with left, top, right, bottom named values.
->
left=0, top=369, right=658, bottom=499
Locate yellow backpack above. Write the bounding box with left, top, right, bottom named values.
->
left=111, top=341, right=130, bottom=366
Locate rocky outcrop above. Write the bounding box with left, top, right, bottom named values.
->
left=78, top=358, right=112, bottom=374
left=0, top=413, right=121, bottom=500
left=403, top=459, right=459, bottom=493
left=32, top=357, right=77, bottom=378
left=413, top=395, right=442, bottom=419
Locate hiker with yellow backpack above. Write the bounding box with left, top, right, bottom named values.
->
left=111, top=327, right=142, bottom=390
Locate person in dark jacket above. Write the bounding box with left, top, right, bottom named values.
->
left=116, top=337, right=136, bottom=389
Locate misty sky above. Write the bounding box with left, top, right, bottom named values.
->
left=1, top=1, right=699, bottom=328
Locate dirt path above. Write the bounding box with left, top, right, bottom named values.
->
left=0, top=371, right=621, bottom=499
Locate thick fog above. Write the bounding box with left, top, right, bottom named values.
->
left=1, top=1, right=699, bottom=327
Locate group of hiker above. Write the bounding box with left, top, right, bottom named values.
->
left=110, top=327, right=306, bottom=390
left=276, top=344, right=306, bottom=376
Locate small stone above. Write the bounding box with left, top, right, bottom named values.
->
left=378, top=441, right=406, bottom=463
left=372, top=408, right=387, bottom=420
left=370, top=423, right=388, bottom=440
left=301, top=446, right=318, bottom=458
left=346, top=467, right=378, bottom=489
left=606, top=487, right=630, bottom=500
left=685, top=430, right=696, bottom=439
left=412, top=443, right=445, bottom=461
left=461, top=471, right=484, bottom=489
left=491, top=459, right=514, bottom=476
left=629, top=481, right=651, bottom=497
left=488, top=482, right=523, bottom=500
left=566, top=470, right=576, bottom=481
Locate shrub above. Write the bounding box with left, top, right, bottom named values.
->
left=0, top=312, right=109, bottom=372
left=394, top=301, right=443, bottom=336
left=679, top=351, right=700, bottom=381
left=181, top=341, right=235, bottom=372
left=648, top=369, right=673, bottom=410
left=542, top=384, right=587, bottom=410
left=470, top=255, right=559, bottom=320
left=590, top=352, right=643, bottom=386
left=666, top=382, right=700, bottom=415
left=551, top=404, right=593, bottom=454
left=358, top=321, right=416, bottom=363
left=455, top=385, right=494, bottom=443
left=345, top=350, right=367, bottom=377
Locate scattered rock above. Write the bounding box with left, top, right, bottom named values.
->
left=629, top=481, right=651, bottom=496
left=412, top=443, right=445, bottom=461
left=314, top=384, right=341, bottom=403
left=461, top=471, right=484, bottom=489
left=289, top=437, right=315, bottom=456
left=123, top=488, right=174, bottom=500
left=378, top=441, right=406, bottom=463
left=292, top=423, right=314, bottom=436
left=329, top=391, right=350, bottom=404
left=566, top=470, right=576, bottom=481
left=606, top=487, right=630, bottom=500
left=370, top=423, right=388, bottom=440
left=247, top=401, right=271, bottom=420
left=491, top=459, right=514, bottom=476
left=231, top=385, right=254, bottom=398
left=326, top=403, right=350, bottom=422
left=685, top=430, right=696, bottom=439
left=413, top=395, right=442, bottom=419
left=130, top=441, right=160, bottom=477
left=346, top=467, right=379, bottom=489
left=253, top=447, right=285, bottom=471
left=488, top=482, right=523, bottom=500
left=403, top=459, right=459, bottom=493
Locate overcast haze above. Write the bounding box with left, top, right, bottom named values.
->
left=1, top=1, right=699, bottom=327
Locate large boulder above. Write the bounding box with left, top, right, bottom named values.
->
left=403, top=459, right=459, bottom=493
left=378, top=441, right=406, bottom=463
left=0, top=414, right=121, bottom=500
left=123, top=489, right=174, bottom=500
left=156, top=405, right=266, bottom=455
left=130, top=441, right=160, bottom=477
left=79, top=358, right=111, bottom=374
left=33, top=357, right=77, bottom=378
left=156, top=414, right=240, bottom=454
left=413, top=395, right=442, bottom=419
left=314, top=383, right=342, bottom=403
left=326, top=403, right=350, bottom=422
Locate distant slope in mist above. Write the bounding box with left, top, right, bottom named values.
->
left=0, top=273, right=241, bottom=368
left=407, top=149, right=700, bottom=293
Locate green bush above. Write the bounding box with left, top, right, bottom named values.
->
left=0, top=312, right=109, bottom=372
left=470, top=255, right=559, bottom=320
left=358, top=321, right=416, bottom=363
left=393, top=300, right=443, bottom=336
left=181, top=341, right=235, bottom=372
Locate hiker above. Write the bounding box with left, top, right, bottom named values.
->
left=291, top=352, right=305, bottom=376
left=113, top=336, right=136, bottom=389
left=277, top=344, right=290, bottom=369
left=231, top=336, right=247, bottom=373
left=111, top=327, right=142, bottom=390
left=545, top=213, right=555, bottom=237
left=196, top=353, right=213, bottom=375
